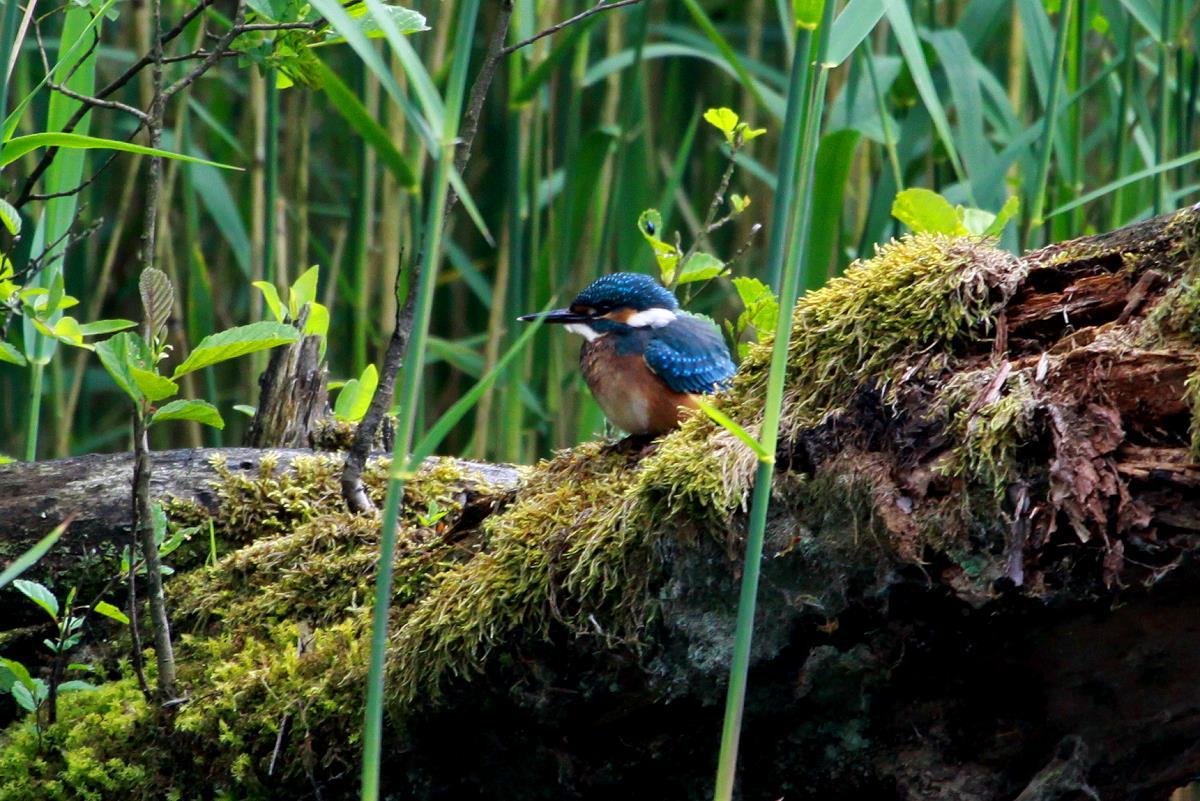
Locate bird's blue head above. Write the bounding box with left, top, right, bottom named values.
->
left=518, top=272, right=679, bottom=340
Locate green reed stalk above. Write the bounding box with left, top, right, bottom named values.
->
left=264, top=69, right=280, bottom=288
left=712, top=1, right=835, bottom=797
left=359, top=3, right=480, bottom=799
left=1024, top=0, right=1073, bottom=248
left=1153, top=0, right=1172, bottom=215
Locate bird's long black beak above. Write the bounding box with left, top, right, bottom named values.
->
left=517, top=308, right=588, bottom=324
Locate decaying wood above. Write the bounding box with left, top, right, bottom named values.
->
left=247, top=311, right=330, bottom=448
left=0, top=448, right=521, bottom=570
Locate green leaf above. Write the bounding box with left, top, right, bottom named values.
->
left=0, top=340, right=26, bottom=366
left=733, top=276, right=779, bottom=337
left=233, top=404, right=256, bottom=417
left=11, top=682, right=37, bottom=712
left=253, top=281, right=285, bottom=322
left=350, top=364, right=377, bottom=421
left=76, top=319, right=137, bottom=337
left=891, top=188, right=964, bottom=235
left=793, top=0, right=826, bottom=28
left=334, top=364, right=377, bottom=422
left=289, top=265, right=319, bottom=319
left=13, top=579, right=58, bottom=621
left=171, top=321, right=299, bottom=378
left=313, top=58, right=417, bottom=188
left=334, top=378, right=362, bottom=421
left=130, top=366, right=178, bottom=402
left=139, top=268, right=174, bottom=343
left=636, top=209, right=681, bottom=284
left=959, top=207, right=996, bottom=236
left=56, top=680, right=96, bottom=693
left=0, top=197, right=20, bottom=236
left=328, top=5, right=429, bottom=41
left=0, top=519, right=69, bottom=590
left=703, top=107, right=740, bottom=143
left=692, top=396, right=772, bottom=462
left=0, top=658, right=33, bottom=691
left=0, top=132, right=241, bottom=170
left=92, top=600, right=129, bottom=625
left=150, top=399, right=224, bottom=429
left=305, top=302, right=330, bottom=341
left=95, top=332, right=153, bottom=402
left=675, top=253, right=724, bottom=285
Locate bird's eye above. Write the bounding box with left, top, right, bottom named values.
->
left=591, top=304, right=611, bottom=316
left=644, top=220, right=655, bottom=235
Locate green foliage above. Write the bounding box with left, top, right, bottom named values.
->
left=0, top=132, right=237, bottom=170
left=892, top=188, right=1020, bottom=238
left=171, top=321, right=300, bottom=379
left=0, top=677, right=154, bottom=801
left=150, top=399, right=224, bottom=429
left=333, top=363, right=378, bottom=422
left=702, top=107, right=765, bottom=145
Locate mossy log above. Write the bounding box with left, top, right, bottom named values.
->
left=0, top=448, right=520, bottom=572
left=2, top=209, right=1200, bottom=801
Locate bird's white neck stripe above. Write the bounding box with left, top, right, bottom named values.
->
left=626, top=308, right=676, bottom=328
left=564, top=323, right=602, bottom=342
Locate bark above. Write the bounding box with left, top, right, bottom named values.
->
left=247, top=313, right=330, bottom=449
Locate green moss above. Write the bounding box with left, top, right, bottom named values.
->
left=173, top=617, right=369, bottom=791
left=387, top=442, right=659, bottom=707
left=0, top=678, right=156, bottom=801
left=936, top=368, right=1039, bottom=500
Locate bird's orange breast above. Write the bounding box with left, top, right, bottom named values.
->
left=580, top=337, right=697, bottom=436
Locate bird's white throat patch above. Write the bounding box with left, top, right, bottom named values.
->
left=626, top=308, right=677, bottom=328
left=564, top=322, right=602, bottom=342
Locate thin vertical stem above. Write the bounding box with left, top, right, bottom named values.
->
left=1024, top=0, right=1074, bottom=249
left=1154, top=0, right=1172, bottom=214
left=264, top=68, right=280, bottom=288
left=713, top=1, right=835, bottom=796
left=24, top=363, right=42, bottom=461
left=359, top=5, right=484, bottom=798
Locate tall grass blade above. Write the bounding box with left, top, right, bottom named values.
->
left=713, top=1, right=837, bottom=797
left=360, top=4, right=481, bottom=800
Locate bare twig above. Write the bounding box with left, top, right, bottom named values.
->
left=163, top=5, right=246, bottom=101
left=161, top=49, right=241, bottom=64
left=16, top=0, right=217, bottom=203
left=500, top=0, right=645, bottom=56
left=671, top=141, right=741, bottom=287
left=47, top=81, right=150, bottom=122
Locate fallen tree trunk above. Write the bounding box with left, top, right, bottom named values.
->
left=0, top=448, right=520, bottom=571
left=2, top=209, right=1200, bottom=801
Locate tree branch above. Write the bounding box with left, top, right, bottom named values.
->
left=500, top=0, right=645, bottom=56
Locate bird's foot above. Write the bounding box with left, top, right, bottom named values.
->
left=604, top=433, right=660, bottom=459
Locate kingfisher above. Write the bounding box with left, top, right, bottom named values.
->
left=518, top=272, right=736, bottom=437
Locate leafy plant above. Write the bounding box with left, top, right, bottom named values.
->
left=891, top=188, right=1021, bottom=239
left=1, top=577, right=127, bottom=729
left=635, top=107, right=763, bottom=290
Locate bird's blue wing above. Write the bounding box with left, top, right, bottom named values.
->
left=643, top=315, right=736, bottom=394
